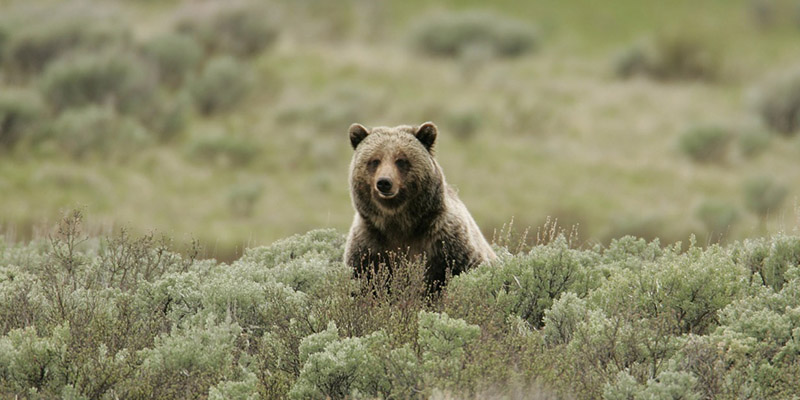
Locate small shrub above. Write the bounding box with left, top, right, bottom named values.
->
left=591, top=242, right=747, bottom=335
left=742, top=176, right=788, bottom=222
left=228, top=182, right=265, bottom=217
left=695, top=200, right=739, bottom=240
left=290, top=328, right=392, bottom=400
left=190, top=56, right=253, bottom=115
left=603, top=368, right=701, bottom=400
left=755, top=68, right=800, bottom=135
left=40, top=50, right=157, bottom=115
left=735, top=234, right=800, bottom=290
left=542, top=292, right=587, bottom=346
left=648, top=33, right=720, bottom=81
left=614, top=33, right=720, bottom=81
left=236, top=229, right=345, bottom=270
left=137, top=91, right=192, bottom=142
left=603, top=371, right=642, bottom=400
left=417, top=311, right=481, bottom=392
left=142, top=33, right=203, bottom=89
left=177, top=3, right=279, bottom=58
left=445, top=106, right=483, bottom=141
left=208, top=372, right=259, bottom=400
left=445, top=234, right=599, bottom=328
left=134, top=315, right=242, bottom=399
left=0, top=325, right=70, bottom=396
left=49, top=106, right=150, bottom=160
left=677, top=124, right=733, bottom=163
left=0, top=88, right=46, bottom=150
left=3, top=17, right=130, bottom=79
left=410, top=11, right=538, bottom=59
left=290, top=311, right=481, bottom=400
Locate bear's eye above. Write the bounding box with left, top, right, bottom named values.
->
left=367, top=159, right=380, bottom=170
left=395, top=158, right=410, bottom=170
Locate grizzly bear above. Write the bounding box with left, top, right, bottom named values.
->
left=344, top=121, right=496, bottom=290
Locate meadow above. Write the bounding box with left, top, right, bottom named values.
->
left=1, top=0, right=800, bottom=257
left=2, top=0, right=800, bottom=398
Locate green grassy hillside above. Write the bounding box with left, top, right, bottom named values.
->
left=1, top=0, right=800, bottom=259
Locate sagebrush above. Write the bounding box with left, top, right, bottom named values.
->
left=1, top=213, right=799, bottom=399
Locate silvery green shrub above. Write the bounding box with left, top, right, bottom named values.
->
left=190, top=56, right=253, bottom=115
left=446, top=234, right=599, bottom=327
left=40, top=50, right=156, bottom=115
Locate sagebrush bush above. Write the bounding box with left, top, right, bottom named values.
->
left=410, top=11, right=538, bottom=59
left=142, top=32, right=203, bottom=89
left=614, top=33, right=720, bottom=81
left=190, top=56, right=253, bottom=115
left=176, top=3, right=278, bottom=58
left=677, top=124, right=733, bottom=163
left=290, top=311, right=481, bottom=399
left=137, top=90, right=192, bottom=142
left=733, top=234, right=800, bottom=290
left=444, top=106, right=483, bottom=141
left=39, top=50, right=157, bottom=115
left=133, top=315, right=243, bottom=399
left=3, top=212, right=800, bottom=399
left=444, top=234, right=599, bottom=328
left=678, top=263, right=800, bottom=398
left=613, top=41, right=652, bottom=79
left=0, top=88, right=46, bottom=150
left=2, top=17, right=130, bottom=79
left=49, top=105, right=150, bottom=160
left=542, top=292, right=587, bottom=346
left=603, top=367, right=701, bottom=400
left=227, top=182, right=265, bottom=218
left=591, top=241, right=747, bottom=335
left=755, top=68, right=800, bottom=135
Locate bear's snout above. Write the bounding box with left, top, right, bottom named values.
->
left=375, top=178, right=395, bottom=197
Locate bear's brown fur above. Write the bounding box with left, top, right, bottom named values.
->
left=344, top=122, right=496, bottom=290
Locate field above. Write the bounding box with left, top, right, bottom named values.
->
left=2, top=0, right=800, bottom=398
left=1, top=0, right=799, bottom=257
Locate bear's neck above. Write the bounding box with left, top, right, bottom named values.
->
left=363, top=181, right=445, bottom=239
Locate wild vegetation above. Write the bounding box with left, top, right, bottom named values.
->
left=1, top=1, right=800, bottom=397
left=1, top=212, right=799, bottom=399
left=1, top=0, right=799, bottom=258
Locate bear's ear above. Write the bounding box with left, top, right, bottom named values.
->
left=415, top=122, right=438, bottom=152
left=349, top=123, right=370, bottom=149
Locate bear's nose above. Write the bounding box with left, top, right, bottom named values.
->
left=376, top=178, right=393, bottom=194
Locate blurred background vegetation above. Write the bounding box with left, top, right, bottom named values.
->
left=1, top=0, right=800, bottom=260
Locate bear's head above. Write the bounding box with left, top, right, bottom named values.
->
left=348, top=122, right=443, bottom=219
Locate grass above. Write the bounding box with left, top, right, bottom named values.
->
left=1, top=0, right=800, bottom=259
